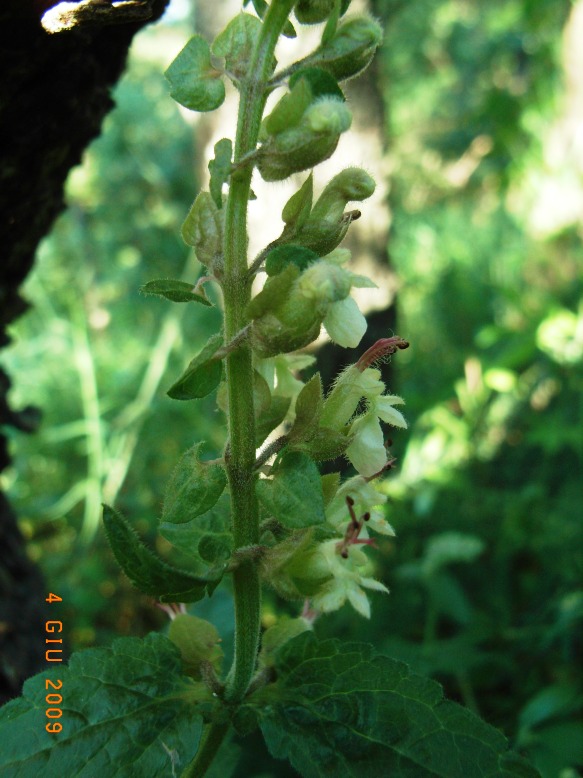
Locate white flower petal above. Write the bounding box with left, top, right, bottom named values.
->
left=346, top=414, right=387, bottom=477
left=323, top=296, right=367, bottom=348
left=312, top=583, right=347, bottom=613
left=347, top=585, right=371, bottom=618
left=374, top=396, right=407, bottom=428
left=360, top=577, right=390, bottom=594
left=367, top=516, right=396, bottom=537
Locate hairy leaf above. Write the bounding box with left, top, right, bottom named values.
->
left=165, top=35, right=225, bottom=112
left=268, top=451, right=326, bottom=528
left=257, top=633, right=540, bottom=778
left=167, top=334, right=223, bottom=400
left=168, top=614, right=223, bottom=679
left=160, top=495, right=233, bottom=565
left=0, top=634, right=208, bottom=777
left=212, top=13, right=271, bottom=79
left=289, top=67, right=345, bottom=101
left=103, top=505, right=215, bottom=602
left=265, top=244, right=319, bottom=277
left=140, top=279, right=211, bottom=305
left=208, top=137, right=233, bottom=209
left=290, top=373, right=323, bottom=442
left=256, top=396, right=291, bottom=447
left=163, top=443, right=227, bottom=526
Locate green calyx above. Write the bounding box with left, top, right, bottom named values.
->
left=310, top=15, right=383, bottom=81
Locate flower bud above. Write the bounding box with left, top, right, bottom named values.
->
left=295, top=0, right=336, bottom=25
left=290, top=167, right=375, bottom=255
left=258, top=98, right=352, bottom=182
left=297, top=261, right=352, bottom=303
left=310, top=16, right=383, bottom=81
left=320, top=365, right=384, bottom=429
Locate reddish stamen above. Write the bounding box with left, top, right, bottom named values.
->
left=356, top=337, right=409, bottom=372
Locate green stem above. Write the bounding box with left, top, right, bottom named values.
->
left=182, top=6, right=297, bottom=776
left=180, top=722, right=230, bottom=778
left=220, top=0, right=296, bottom=705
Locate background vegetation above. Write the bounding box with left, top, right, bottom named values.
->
left=1, top=1, right=581, bottom=776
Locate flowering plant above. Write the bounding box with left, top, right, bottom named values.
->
left=0, top=3, right=540, bottom=777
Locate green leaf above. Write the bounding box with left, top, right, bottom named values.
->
left=321, top=0, right=341, bottom=44
left=247, top=263, right=300, bottom=319
left=268, top=451, right=326, bottom=528
left=103, top=505, right=214, bottom=602
left=212, top=13, right=272, bottom=79
left=168, top=613, right=223, bottom=679
left=181, top=191, right=223, bottom=270
left=259, top=617, right=311, bottom=668
left=289, top=67, right=345, bottom=101
left=265, top=244, right=319, bottom=276
left=140, top=278, right=212, bottom=305
left=295, top=426, right=351, bottom=461
left=208, top=137, right=233, bottom=209
left=253, top=370, right=273, bottom=419
left=282, top=173, right=313, bottom=231
left=289, top=373, right=323, bottom=442
left=256, top=396, right=291, bottom=447
left=248, top=0, right=296, bottom=38
left=167, top=334, right=223, bottom=400
left=165, top=34, right=225, bottom=112
left=257, top=633, right=541, bottom=778
left=0, top=634, right=208, bottom=778
left=265, top=78, right=313, bottom=136
left=160, top=495, right=233, bottom=566
left=163, top=443, right=227, bottom=525
left=321, top=471, right=340, bottom=505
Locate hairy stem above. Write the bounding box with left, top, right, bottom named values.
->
left=221, top=0, right=296, bottom=705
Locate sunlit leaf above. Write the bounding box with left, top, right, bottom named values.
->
left=165, top=35, right=225, bottom=112
left=140, top=279, right=211, bottom=305
left=167, top=334, right=223, bottom=400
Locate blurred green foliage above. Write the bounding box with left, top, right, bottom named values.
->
left=1, top=2, right=582, bottom=777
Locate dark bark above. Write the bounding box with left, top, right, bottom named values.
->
left=0, top=0, right=169, bottom=704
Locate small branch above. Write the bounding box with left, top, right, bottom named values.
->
left=247, top=239, right=280, bottom=277
left=213, top=325, right=250, bottom=360
left=254, top=435, right=289, bottom=470
left=200, top=661, right=225, bottom=698
left=244, top=665, right=276, bottom=699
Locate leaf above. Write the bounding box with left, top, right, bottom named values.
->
left=256, top=396, right=291, bottom=447
left=165, top=34, right=225, bottom=112
left=212, top=13, right=272, bottom=79
left=289, top=67, right=345, bottom=101
left=289, top=373, right=323, bottom=442
left=103, top=505, right=216, bottom=602
left=208, top=137, right=233, bottom=209
left=168, top=613, right=223, bottom=679
left=248, top=0, right=296, bottom=37
left=167, top=334, right=223, bottom=400
left=282, top=173, right=313, bottom=232
left=265, top=244, right=319, bottom=276
left=247, top=264, right=300, bottom=319
left=265, top=79, right=313, bottom=136
left=0, top=634, right=208, bottom=778
left=160, top=495, right=233, bottom=566
left=258, top=617, right=311, bottom=668
left=253, top=370, right=273, bottom=419
left=295, top=426, right=351, bottom=461
left=257, top=633, right=541, bottom=778
left=140, top=279, right=212, bottom=305
left=321, top=471, right=340, bottom=505
left=269, top=451, right=326, bottom=528
left=181, top=191, right=223, bottom=270
left=321, top=0, right=341, bottom=45
left=163, top=443, right=227, bottom=525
